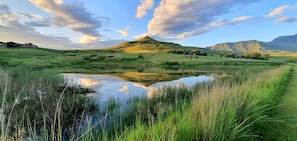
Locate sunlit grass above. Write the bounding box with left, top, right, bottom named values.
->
left=119, top=65, right=291, bottom=140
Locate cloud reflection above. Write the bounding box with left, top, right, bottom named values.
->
left=63, top=73, right=214, bottom=102
left=80, top=78, right=99, bottom=87
left=118, top=85, right=129, bottom=92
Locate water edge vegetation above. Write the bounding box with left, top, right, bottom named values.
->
left=0, top=64, right=293, bottom=140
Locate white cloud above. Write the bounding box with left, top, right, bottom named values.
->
left=265, top=4, right=297, bottom=23
left=80, top=35, right=98, bottom=44
left=117, top=30, right=128, bottom=37
left=136, top=0, right=154, bottom=18
left=276, top=16, right=297, bottom=23
left=267, top=5, right=292, bottom=17
left=117, top=26, right=130, bottom=37
left=133, top=32, right=149, bottom=40
left=29, top=0, right=109, bottom=42
left=232, top=16, right=252, bottom=23
left=54, top=0, right=63, bottom=4
left=146, top=0, right=260, bottom=39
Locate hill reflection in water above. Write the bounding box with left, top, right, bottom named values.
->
left=64, top=73, right=214, bottom=102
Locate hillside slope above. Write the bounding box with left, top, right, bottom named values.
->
left=207, top=33, right=297, bottom=52
left=105, top=36, right=183, bottom=53
left=207, top=40, right=267, bottom=53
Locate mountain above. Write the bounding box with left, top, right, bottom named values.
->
left=207, top=33, right=297, bottom=52
left=105, top=36, right=183, bottom=53
left=207, top=40, right=267, bottom=52
left=271, top=33, right=297, bottom=45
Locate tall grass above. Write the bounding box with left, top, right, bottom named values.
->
left=119, top=65, right=291, bottom=140
left=0, top=65, right=290, bottom=140
left=0, top=66, right=97, bottom=140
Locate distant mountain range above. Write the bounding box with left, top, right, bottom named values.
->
left=207, top=33, right=297, bottom=52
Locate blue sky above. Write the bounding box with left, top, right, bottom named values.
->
left=0, top=0, right=296, bottom=50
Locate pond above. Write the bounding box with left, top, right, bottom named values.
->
left=63, top=73, right=214, bottom=102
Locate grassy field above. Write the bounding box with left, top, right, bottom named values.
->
left=0, top=48, right=288, bottom=72
left=0, top=46, right=297, bottom=140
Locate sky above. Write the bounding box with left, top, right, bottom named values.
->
left=0, top=0, right=297, bottom=50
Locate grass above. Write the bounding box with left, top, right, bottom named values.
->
left=0, top=66, right=98, bottom=140
left=0, top=47, right=295, bottom=140
left=0, top=48, right=284, bottom=74
left=0, top=63, right=292, bottom=140
left=261, top=65, right=297, bottom=140
left=118, top=65, right=291, bottom=140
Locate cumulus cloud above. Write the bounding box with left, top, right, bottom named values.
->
left=29, top=0, right=109, bottom=44
left=136, top=0, right=154, bottom=18
left=0, top=2, right=124, bottom=49
left=80, top=35, right=98, bottom=44
left=146, top=0, right=260, bottom=39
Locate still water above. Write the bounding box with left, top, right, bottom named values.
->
left=63, top=73, right=214, bottom=102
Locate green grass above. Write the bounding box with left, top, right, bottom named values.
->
left=0, top=63, right=292, bottom=140
left=118, top=65, right=291, bottom=141
left=261, top=65, right=297, bottom=140
left=0, top=66, right=97, bottom=140
left=0, top=48, right=283, bottom=73
left=0, top=47, right=295, bottom=140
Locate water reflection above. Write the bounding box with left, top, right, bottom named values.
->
left=63, top=73, right=214, bottom=102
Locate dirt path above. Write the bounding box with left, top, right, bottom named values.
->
left=268, top=65, right=297, bottom=140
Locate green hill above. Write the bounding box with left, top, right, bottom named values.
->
left=105, top=36, right=184, bottom=53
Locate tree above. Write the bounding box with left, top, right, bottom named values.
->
left=243, top=52, right=249, bottom=59
left=225, top=52, right=236, bottom=58
left=191, top=49, right=200, bottom=55
left=176, top=49, right=184, bottom=54
left=250, top=52, right=261, bottom=59
left=138, top=55, right=144, bottom=60
left=219, top=52, right=225, bottom=57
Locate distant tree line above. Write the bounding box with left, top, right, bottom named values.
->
left=221, top=51, right=269, bottom=60
left=165, top=49, right=208, bottom=56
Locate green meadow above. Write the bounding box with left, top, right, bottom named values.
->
left=0, top=45, right=297, bottom=140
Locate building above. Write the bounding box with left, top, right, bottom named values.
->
left=0, top=42, right=7, bottom=48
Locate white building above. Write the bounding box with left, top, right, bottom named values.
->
left=0, top=42, right=7, bottom=48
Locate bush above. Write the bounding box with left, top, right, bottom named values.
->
left=163, top=61, right=180, bottom=66
left=138, top=55, right=144, bottom=60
